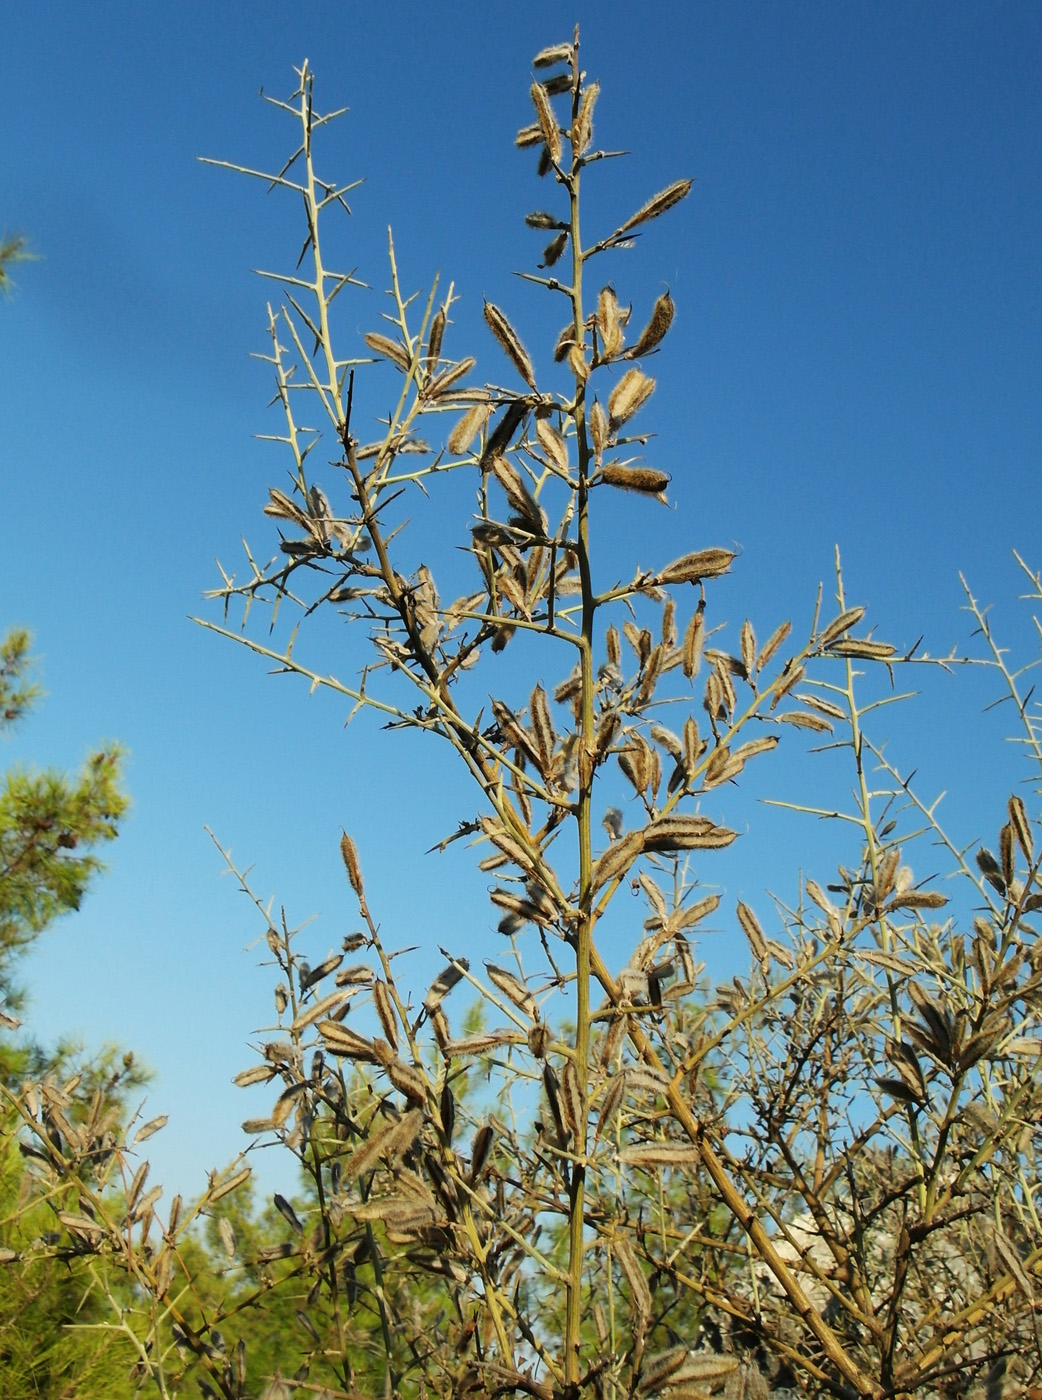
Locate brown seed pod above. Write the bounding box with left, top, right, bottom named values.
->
left=516, top=122, right=543, bottom=148
left=535, top=417, right=569, bottom=474
left=483, top=301, right=537, bottom=389
left=541, top=231, right=568, bottom=267
left=425, top=308, right=446, bottom=377
left=617, top=179, right=693, bottom=235
left=628, top=291, right=675, bottom=359
left=448, top=401, right=492, bottom=456
left=608, top=368, right=655, bottom=428
left=597, top=287, right=625, bottom=359
left=340, top=833, right=364, bottom=900
left=572, top=81, right=599, bottom=155
left=533, top=42, right=573, bottom=68
left=363, top=332, right=412, bottom=373
left=657, top=548, right=734, bottom=585
left=553, top=323, right=577, bottom=362
left=599, top=462, right=670, bottom=498
left=426, top=356, right=477, bottom=400
left=530, top=82, right=561, bottom=165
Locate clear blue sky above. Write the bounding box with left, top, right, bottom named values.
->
left=1, top=2, right=1039, bottom=1198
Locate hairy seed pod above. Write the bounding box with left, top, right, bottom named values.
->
left=340, top=833, right=364, bottom=901
left=608, top=368, right=655, bottom=428
left=448, top=401, right=492, bottom=456
left=526, top=210, right=565, bottom=229
left=533, top=42, right=573, bottom=68
left=535, top=417, right=569, bottom=473
left=658, top=548, right=734, bottom=585
left=572, top=81, right=599, bottom=155
left=618, top=179, right=694, bottom=235
left=541, top=231, right=568, bottom=267
left=629, top=291, right=675, bottom=359
left=553, top=322, right=576, bottom=362
left=589, top=400, right=608, bottom=459
left=530, top=83, right=561, bottom=165
left=600, top=463, right=669, bottom=498
left=364, top=332, right=412, bottom=373
left=484, top=302, right=537, bottom=389
left=597, top=286, right=625, bottom=359
left=426, top=356, right=476, bottom=400
left=425, top=308, right=446, bottom=377
left=516, top=122, right=543, bottom=148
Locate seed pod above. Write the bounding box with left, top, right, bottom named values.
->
left=757, top=619, right=792, bottom=671
left=629, top=291, right=675, bottom=359
left=597, top=287, right=625, bottom=359
left=608, top=368, right=654, bottom=428
left=682, top=602, right=706, bottom=678
left=600, top=463, right=670, bottom=498
left=373, top=980, right=398, bottom=1052
left=526, top=210, right=565, bottom=229
left=589, top=400, right=609, bottom=459
left=340, top=833, right=364, bottom=901
left=425, top=308, right=446, bottom=377
left=516, top=122, right=543, bottom=148
left=617, top=179, right=693, bottom=235
left=572, top=80, right=598, bottom=155
left=484, top=302, right=537, bottom=389
left=818, top=605, right=866, bottom=647
left=486, top=964, right=538, bottom=1020
left=535, top=417, right=569, bottom=473
left=643, top=816, right=737, bottom=851
left=1009, top=794, right=1033, bottom=861
left=826, top=637, right=897, bottom=660
left=448, top=400, right=492, bottom=455
left=530, top=82, right=561, bottom=165
left=737, top=901, right=769, bottom=974
left=613, top=1236, right=651, bottom=1316
left=424, top=959, right=469, bottom=1012
left=426, top=356, right=476, bottom=400
left=541, top=231, right=568, bottom=267
left=469, top=1124, right=495, bottom=1182
left=740, top=619, right=756, bottom=677
left=658, top=548, right=734, bottom=585
left=553, top=322, right=576, bottom=362
left=364, top=332, right=412, bottom=373
left=533, top=42, right=573, bottom=68
left=210, top=1167, right=252, bottom=1204
left=591, top=830, right=645, bottom=893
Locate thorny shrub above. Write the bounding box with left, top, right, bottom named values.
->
left=3, top=31, right=1042, bottom=1400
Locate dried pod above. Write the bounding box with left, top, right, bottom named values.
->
left=597, top=287, right=625, bottom=359
left=364, top=332, right=412, bottom=373
left=533, top=42, right=573, bottom=68
left=340, top=832, right=365, bottom=901
left=426, top=356, right=476, bottom=400
left=658, top=548, right=734, bottom=585
left=600, top=463, right=670, bottom=498
left=572, top=80, right=598, bottom=155
left=1009, top=794, right=1033, bottom=861
left=527, top=210, right=566, bottom=229
left=540, top=231, right=568, bottom=267
left=516, top=122, right=543, bottom=148
left=425, top=308, right=446, bottom=377
left=553, top=322, right=577, bottom=362
left=484, top=302, right=537, bottom=389
left=682, top=602, right=706, bottom=678
left=617, top=179, right=693, bottom=235
left=818, top=605, right=867, bottom=646
left=589, top=399, right=609, bottom=459
left=591, top=830, right=645, bottom=894
left=448, top=401, right=491, bottom=455
left=424, top=959, right=469, bottom=1012
left=643, top=815, right=737, bottom=851
left=826, top=637, right=897, bottom=660
left=535, top=417, right=569, bottom=473
left=737, top=901, right=769, bottom=973
left=608, top=368, right=655, bottom=428
left=629, top=291, right=675, bottom=359
left=530, top=82, right=561, bottom=165
left=756, top=619, right=792, bottom=671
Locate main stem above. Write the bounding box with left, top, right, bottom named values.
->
left=565, top=49, right=594, bottom=1395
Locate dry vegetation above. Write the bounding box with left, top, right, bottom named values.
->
left=3, top=31, right=1042, bottom=1400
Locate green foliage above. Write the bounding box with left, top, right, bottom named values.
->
left=0, top=630, right=127, bottom=1008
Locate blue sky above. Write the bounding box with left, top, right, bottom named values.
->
left=1, top=2, right=1039, bottom=1197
